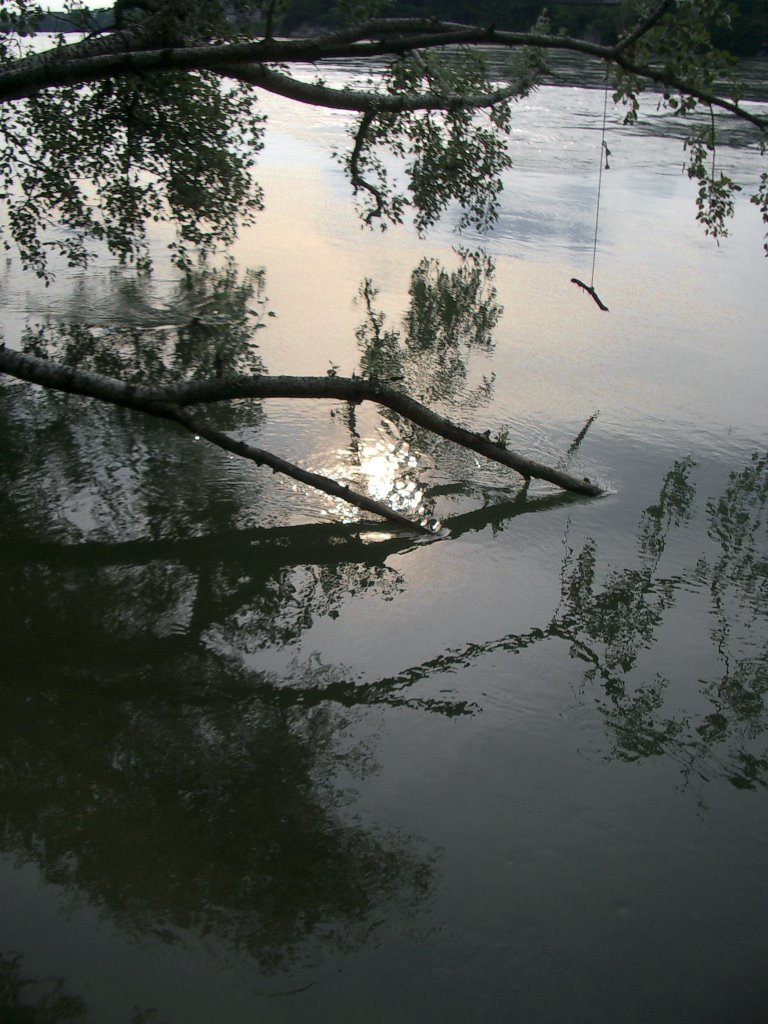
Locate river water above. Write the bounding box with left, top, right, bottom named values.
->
left=1, top=51, right=768, bottom=1023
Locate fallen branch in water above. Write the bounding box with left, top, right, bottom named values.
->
left=0, top=348, right=604, bottom=532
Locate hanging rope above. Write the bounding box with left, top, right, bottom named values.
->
left=572, top=67, right=611, bottom=312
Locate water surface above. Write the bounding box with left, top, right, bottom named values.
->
left=1, top=53, right=768, bottom=1023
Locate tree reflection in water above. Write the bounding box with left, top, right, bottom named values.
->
left=20, top=258, right=268, bottom=388
left=357, top=247, right=500, bottom=411
left=0, top=635, right=437, bottom=974
left=333, top=247, right=505, bottom=524
left=3, top=249, right=768, bottom=997
left=0, top=951, right=86, bottom=1023
left=0, top=260, right=269, bottom=544
left=558, top=454, right=768, bottom=785
left=0, top=258, right=448, bottom=980
left=374, top=455, right=768, bottom=789
left=697, top=453, right=768, bottom=787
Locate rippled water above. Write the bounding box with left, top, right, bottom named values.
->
left=1, top=52, right=767, bottom=1024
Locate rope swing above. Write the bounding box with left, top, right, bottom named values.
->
left=572, top=68, right=611, bottom=312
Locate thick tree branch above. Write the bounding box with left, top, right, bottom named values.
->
left=0, top=16, right=763, bottom=132
left=222, top=63, right=523, bottom=113
left=0, top=348, right=434, bottom=533
left=0, top=24, right=566, bottom=103
left=167, top=374, right=604, bottom=495
left=610, top=56, right=768, bottom=132
left=0, top=348, right=604, bottom=498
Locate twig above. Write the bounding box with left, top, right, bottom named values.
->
left=571, top=278, right=609, bottom=312
left=613, top=0, right=673, bottom=56
left=566, top=410, right=600, bottom=457
left=349, top=111, right=387, bottom=224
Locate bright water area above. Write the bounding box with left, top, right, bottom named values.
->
left=1, top=50, right=768, bottom=1023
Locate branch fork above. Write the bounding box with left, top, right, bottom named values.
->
left=0, top=348, right=603, bottom=535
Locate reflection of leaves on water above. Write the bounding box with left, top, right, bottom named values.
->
left=205, top=558, right=405, bottom=652
left=534, top=455, right=768, bottom=785
left=695, top=453, right=768, bottom=787
left=559, top=458, right=697, bottom=678
left=705, top=451, right=768, bottom=625
left=599, top=677, right=690, bottom=764
left=638, top=455, right=697, bottom=564
left=0, top=952, right=86, bottom=1023
left=1, top=262, right=272, bottom=542
left=405, top=248, right=501, bottom=353
left=0, top=390, right=265, bottom=542
left=370, top=455, right=768, bottom=789
left=21, top=258, right=267, bottom=388
left=351, top=249, right=503, bottom=517
left=0, top=653, right=436, bottom=974
left=0, top=520, right=469, bottom=719
left=357, top=248, right=500, bottom=412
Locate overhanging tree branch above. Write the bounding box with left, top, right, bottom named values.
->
left=222, top=63, right=524, bottom=113
left=0, top=16, right=765, bottom=134
left=1, top=3, right=765, bottom=535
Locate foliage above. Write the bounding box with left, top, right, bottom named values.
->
left=751, top=170, right=768, bottom=252
left=0, top=0, right=766, bottom=275
left=0, top=0, right=767, bottom=526
left=0, top=0, right=42, bottom=39
left=605, top=0, right=764, bottom=244
left=0, top=65, right=265, bottom=277
left=685, top=120, right=742, bottom=241
left=346, top=49, right=513, bottom=232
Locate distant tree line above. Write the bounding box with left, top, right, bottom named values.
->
left=11, top=0, right=768, bottom=55
left=277, top=0, right=768, bottom=55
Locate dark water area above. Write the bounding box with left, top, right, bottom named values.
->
left=1, top=51, right=768, bottom=1023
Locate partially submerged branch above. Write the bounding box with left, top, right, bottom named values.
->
left=0, top=348, right=434, bottom=533
left=168, top=406, right=435, bottom=534
left=161, top=372, right=604, bottom=496
left=0, top=347, right=603, bottom=534
left=566, top=411, right=600, bottom=458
